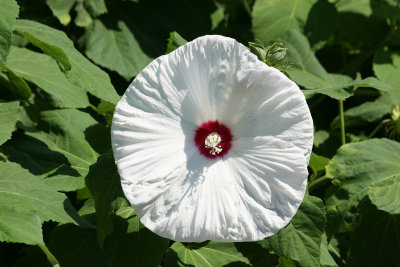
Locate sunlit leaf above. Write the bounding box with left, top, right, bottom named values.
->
left=326, top=138, right=400, bottom=233
left=0, top=161, right=76, bottom=234
left=0, top=207, right=43, bottom=245
left=253, top=0, right=316, bottom=43
left=5, top=47, right=89, bottom=108
left=165, top=242, right=250, bottom=267
left=0, top=100, right=19, bottom=145
left=45, top=0, right=75, bottom=25
left=166, top=31, right=187, bottom=54
left=3, top=109, right=99, bottom=191
left=74, top=1, right=92, bottom=27
left=373, top=48, right=400, bottom=101
left=0, top=0, right=19, bottom=68
left=14, top=19, right=120, bottom=104
left=84, top=19, right=152, bottom=80
left=2, top=65, right=31, bottom=100
left=309, top=152, right=329, bottom=174
left=319, top=233, right=336, bottom=267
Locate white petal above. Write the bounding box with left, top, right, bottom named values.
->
left=215, top=65, right=313, bottom=162
left=156, top=35, right=313, bottom=160
left=112, top=35, right=313, bottom=242
left=130, top=136, right=307, bottom=242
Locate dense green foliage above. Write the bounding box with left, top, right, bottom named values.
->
left=1, top=0, right=400, bottom=266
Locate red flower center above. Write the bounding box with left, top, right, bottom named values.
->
left=194, top=120, right=233, bottom=159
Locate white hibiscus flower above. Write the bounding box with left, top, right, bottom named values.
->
left=111, top=35, right=313, bottom=242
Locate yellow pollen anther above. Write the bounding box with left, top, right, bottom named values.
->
left=205, top=132, right=222, bottom=155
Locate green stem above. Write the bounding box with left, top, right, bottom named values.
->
left=0, top=151, right=8, bottom=162
left=368, top=119, right=391, bottom=138
left=38, top=243, right=60, bottom=267
left=339, top=100, right=346, bottom=145
left=308, top=176, right=332, bottom=192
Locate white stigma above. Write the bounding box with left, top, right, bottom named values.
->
left=205, top=132, right=223, bottom=155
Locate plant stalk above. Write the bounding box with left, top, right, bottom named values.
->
left=38, top=243, right=60, bottom=267
left=368, top=119, right=390, bottom=138
left=339, top=100, right=346, bottom=145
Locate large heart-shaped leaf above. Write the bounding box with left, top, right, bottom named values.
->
left=326, top=138, right=400, bottom=234
left=261, top=195, right=326, bottom=267
left=4, top=109, right=99, bottom=191
left=0, top=161, right=77, bottom=245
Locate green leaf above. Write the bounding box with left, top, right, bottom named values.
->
left=305, top=0, right=338, bottom=50
left=233, top=242, right=279, bottom=266
left=252, top=0, right=316, bottom=43
left=2, top=65, right=31, bottom=99
left=97, top=100, right=115, bottom=126
left=314, top=130, right=329, bottom=148
left=0, top=161, right=76, bottom=229
left=49, top=224, right=107, bottom=267
left=0, top=0, right=19, bottom=68
left=261, top=195, right=326, bottom=267
left=347, top=202, right=400, bottom=266
left=309, top=152, right=330, bottom=174
left=14, top=19, right=120, bottom=104
left=5, top=46, right=89, bottom=108
left=369, top=175, right=400, bottom=214
left=14, top=28, right=71, bottom=71
left=373, top=48, right=400, bottom=101
left=166, top=31, right=187, bottom=54
left=336, top=0, right=391, bottom=47
left=103, top=215, right=169, bottom=267
left=84, top=19, right=152, bottom=80
left=0, top=100, right=19, bottom=145
left=319, top=233, right=336, bottom=267
left=4, top=109, right=99, bottom=191
left=282, top=30, right=390, bottom=100
left=46, top=0, right=107, bottom=26
left=86, top=153, right=124, bottom=247
left=165, top=241, right=251, bottom=267
left=49, top=214, right=169, bottom=267
left=0, top=207, right=43, bottom=245
left=74, top=1, right=92, bottom=27
left=46, top=0, right=75, bottom=25
left=3, top=133, right=86, bottom=191
left=84, top=0, right=107, bottom=17
left=326, top=138, right=400, bottom=232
